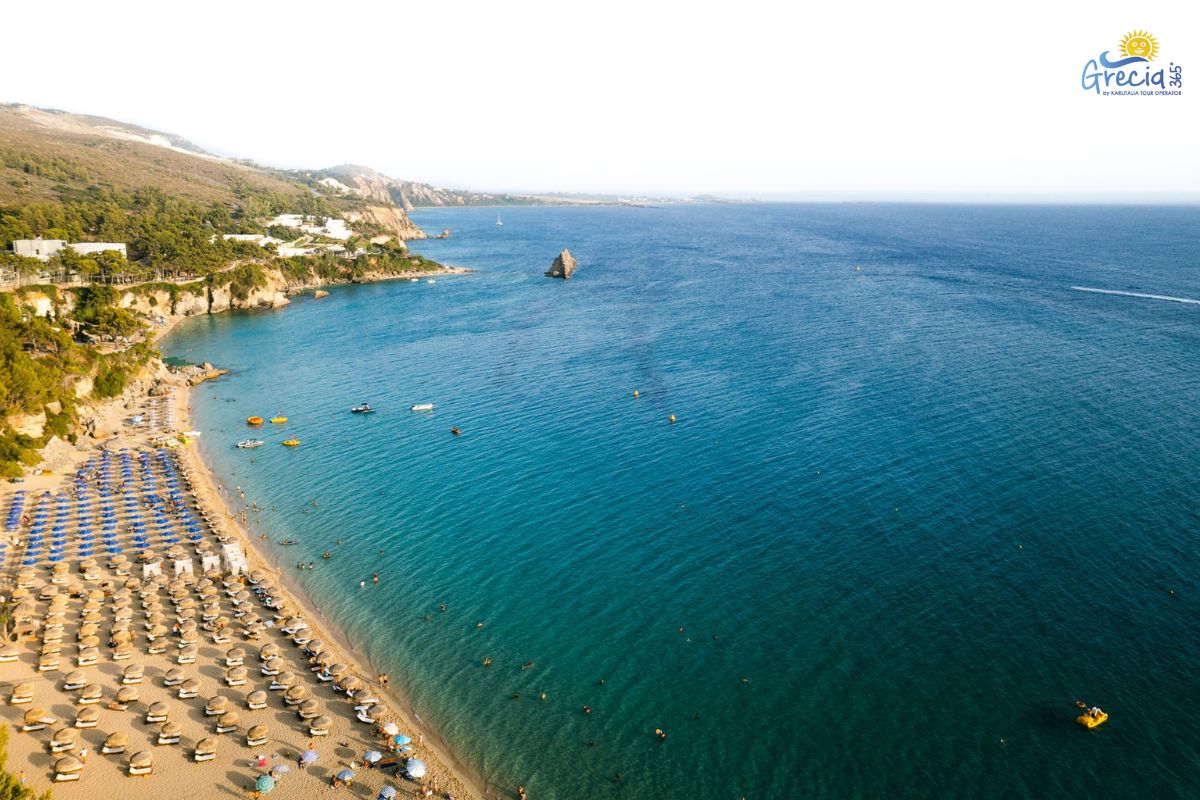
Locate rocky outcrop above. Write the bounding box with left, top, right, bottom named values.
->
left=313, top=290, right=329, bottom=299
left=545, top=249, right=578, bottom=279
left=9, top=411, right=46, bottom=438
left=349, top=204, right=426, bottom=241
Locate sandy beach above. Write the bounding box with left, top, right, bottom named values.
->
left=0, top=314, right=489, bottom=799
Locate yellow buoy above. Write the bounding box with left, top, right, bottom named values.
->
left=633, top=390, right=639, bottom=398
left=668, top=415, right=676, bottom=424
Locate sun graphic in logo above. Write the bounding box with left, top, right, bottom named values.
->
left=1120, top=30, right=1158, bottom=60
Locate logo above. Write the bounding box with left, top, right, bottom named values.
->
left=1081, top=30, right=1182, bottom=95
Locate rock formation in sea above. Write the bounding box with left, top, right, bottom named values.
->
left=545, top=249, right=578, bottom=279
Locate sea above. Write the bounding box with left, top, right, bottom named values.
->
left=163, top=203, right=1200, bottom=799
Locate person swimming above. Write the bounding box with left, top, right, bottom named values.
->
left=655, top=728, right=667, bottom=742
left=322, top=552, right=331, bottom=559
left=483, top=657, right=492, bottom=667
left=583, top=705, right=592, bottom=715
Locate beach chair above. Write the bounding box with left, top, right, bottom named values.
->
left=103, top=731, right=128, bottom=754
left=215, top=710, right=240, bottom=733
left=78, top=684, right=103, bottom=705
left=145, top=702, right=169, bottom=724
left=193, top=736, right=217, bottom=762
left=49, top=727, right=79, bottom=753
left=205, top=696, right=230, bottom=717
left=127, top=750, right=153, bottom=776
left=62, top=670, right=88, bottom=691
left=297, top=699, right=321, bottom=720
left=245, top=725, right=268, bottom=747
left=156, top=722, right=181, bottom=745
left=54, top=755, right=83, bottom=782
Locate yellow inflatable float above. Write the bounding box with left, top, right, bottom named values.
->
left=1076, top=706, right=1108, bottom=729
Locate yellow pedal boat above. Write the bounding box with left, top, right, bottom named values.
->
left=1076, top=711, right=1108, bottom=729
left=270, top=416, right=288, bottom=424
left=282, top=438, right=300, bottom=447
left=247, top=416, right=264, bottom=425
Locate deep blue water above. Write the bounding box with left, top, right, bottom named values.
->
left=164, top=204, right=1200, bottom=799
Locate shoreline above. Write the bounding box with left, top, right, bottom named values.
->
left=173, top=384, right=494, bottom=799
left=0, top=267, right=495, bottom=799
left=157, top=268, right=494, bottom=798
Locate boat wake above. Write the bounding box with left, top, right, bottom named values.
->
left=1070, top=286, right=1200, bottom=306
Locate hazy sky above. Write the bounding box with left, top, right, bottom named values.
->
left=5, top=0, right=1198, bottom=199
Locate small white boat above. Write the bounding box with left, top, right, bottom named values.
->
left=426, top=279, right=436, bottom=284
left=183, top=430, right=202, bottom=437
left=350, top=403, right=376, bottom=414
left=237, top=440, right=264, bottom=449
left=410, top=404, right=435, bottom=412
left=409, top=278, right=419, bottom=282
left=496, top=214, right=503, bottom=226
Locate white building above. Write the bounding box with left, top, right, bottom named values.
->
left=265, top=214, right=305, bottom=228
left=69, top=242, right=127, bottom=258
left=11, top=238, right=67, bottom=261
left=11, top=238, right=127, bottom=261
left=222, top=234, right=283, bottom=247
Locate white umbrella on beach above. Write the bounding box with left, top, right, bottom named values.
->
left=378, top=787, right=398, bottom=800
left=300, top=749, right=319, bottom=765
left=405, top=759, right=427, bottom=779
left=381, top=722, right=399, bottom=736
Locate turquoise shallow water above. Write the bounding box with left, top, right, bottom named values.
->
left=164, top=204, right=1200, bottom=799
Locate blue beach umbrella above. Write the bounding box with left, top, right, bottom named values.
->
left=392, top=735, right=411, bottom=746
left=300, top=749, right=318, bottom=765
left=364, top=751, right=381, bottom=764
left=378, top=787, right=398, bottom=800
left=336, top=769, right=355, bottom=781
left=255, top=775, right=275, bottom=793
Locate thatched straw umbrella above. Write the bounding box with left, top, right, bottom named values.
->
left=53, top=755, right=83, bottom=782
left=246, top=690, right=268, bottom=710
left=246, top=725, right=268, bottom=747
left=79, top=684, right=103, bottom=704
left=156, top=721, right=181, bottom=745
left=163, top=667, right=185, bottom=686
left=194, top=736, right=217, bottom=762
left=103, top=730, right=128, bottom=754
left=225, top=666, right=248, bottom=686
left=115, top=686, right=139, bottom=705
left=145, top=701, right=169, bottom=724
left=216, top=711, right=240, bottom=733
left=49, top=726, right=78, bottom=753
left=283, top=685, right=308, bottom=706
left=308, top=715, right=331, bottom=736
left=74, top=706, right=99, bottom=728
left=122, top=664, right=144, bottom=684
left=205, top=695, right=229, bottom=716
left=128, top=750, right=153, bottom=776
left=225, top=647, right=245, bottom=667
left=296, top=699, right=320, bottom=720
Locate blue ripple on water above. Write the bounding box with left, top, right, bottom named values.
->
left=166, top=203, right=1200, bottom=800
